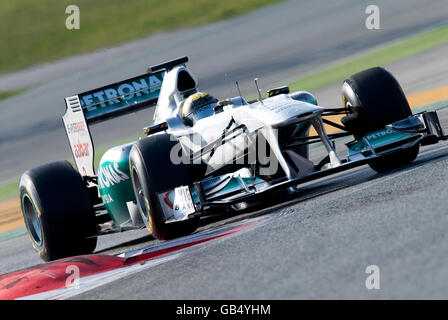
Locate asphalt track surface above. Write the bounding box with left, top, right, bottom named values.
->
left=1, top=0, right=448, bottom=299
left=5, top=109, right=448, bottom=299
left=81, top=139, right=448, bottom=300
left=1, top=0, right=448, bottom=182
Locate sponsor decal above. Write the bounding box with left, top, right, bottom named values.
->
left=158, top=191, right=175, bottom=221
left=63, top=95, right=95, bottom=176
left=163, top=191, right=174, bottom=209
left=98, top=162, right=130, bottom=189
left=73, top=140, right=89, bottom=158
left=101, top=193, right=114, bottom=204
left=66, top=121, right=87, bottom=134
left=172, top=186, right=196, bottom=219
left=366, top=129, right=394, bottom=140
left=159, top=187, right=196, bottom=221
left=79, top=72, right=164, bottom=121
left=80, top=76, right=162, bottom=109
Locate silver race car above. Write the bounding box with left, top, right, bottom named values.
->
left=19, top=56, right=448, bottom=261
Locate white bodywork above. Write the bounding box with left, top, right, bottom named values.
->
left=153, top=66, right=199, bottom=124
left=151, top=66, right=339, bottom=178
left=62, top=96, right=95, bottom=176
left=62, top=64, right=339, bottom=180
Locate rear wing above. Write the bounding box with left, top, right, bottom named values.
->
left=62, top=56, right=188, bottom=176
left=77, top=71, right=164, bottom=124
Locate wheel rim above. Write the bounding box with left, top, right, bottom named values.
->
left=22, top=194, right=43, bottom=246
left=131, top=166, right=149, bottom=223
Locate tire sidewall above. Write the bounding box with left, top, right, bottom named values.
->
left=129, top=150, right=164, bottom=238
left=19, top=161, right=97, bottom=261
left=20, top=174, right=49, bottom=259
left=129, top=134, right=198, bottom=240
left=342, top=67, right=419, bottom=172
left=343, top=68, right=412, bottom=133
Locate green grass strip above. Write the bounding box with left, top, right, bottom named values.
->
left=0, top=0, right=280, bottom=75
left=287, top=23, right=448, bottom=93
left=413, top=99, right=448, bottom=114
left=0, top=89, right=26, bottom=102
left=0, top=227, right=27, bottom=243
left=0, top=179, right=19, bottom=202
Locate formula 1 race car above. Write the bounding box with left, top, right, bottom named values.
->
left=19, top=56, right=448, bottom=261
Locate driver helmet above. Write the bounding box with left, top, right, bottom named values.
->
left=179, top=92, right=218, bottom=126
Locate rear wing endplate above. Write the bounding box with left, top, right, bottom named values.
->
left=62, top=96, right=96, bottom=176
left=62, top=56, right=189, bottom=176
left=62, top=71, right=165, bottom=176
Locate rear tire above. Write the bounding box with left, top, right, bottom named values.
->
left=342, top=67, right=419, bottom=172
left=129, top=134, right=199, bottom=240
left=19, top=161, right=97, bottom=261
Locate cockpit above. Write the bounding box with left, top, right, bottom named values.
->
left=179, top=92, right=218, bottom=126
left=152, top=59, right=243, bottom=126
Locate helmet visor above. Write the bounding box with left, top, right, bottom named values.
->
left=185, top=94, right=218, bottom=123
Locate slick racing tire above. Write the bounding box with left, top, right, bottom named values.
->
left=129, top=133, right=199, bottom=240
left=19, top=161, right=97, bottom=261
left=341, top=67, right=419, bottom=173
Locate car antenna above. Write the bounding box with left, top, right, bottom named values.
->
left=254, top=78, right=264, bottom=105
left=235, top=81, right=246, bottom=105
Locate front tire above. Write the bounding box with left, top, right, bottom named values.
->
left=129, top=134, right=199, bottom=240
left=342, top=67, right=419, bottom=172
left=19, top=161, right=97, bottom=261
